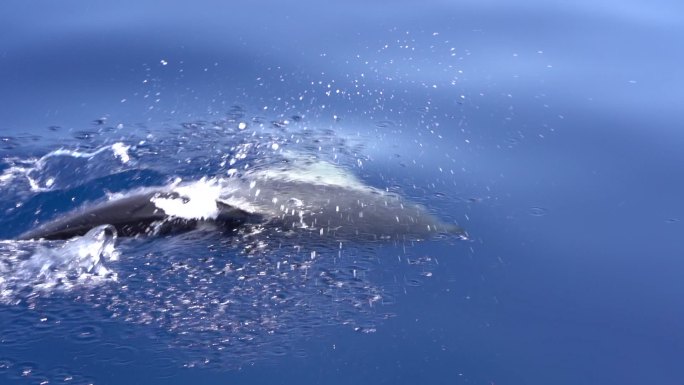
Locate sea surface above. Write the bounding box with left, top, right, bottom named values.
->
left=1, top=1, right=683, bottom=384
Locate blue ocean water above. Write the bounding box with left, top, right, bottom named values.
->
left=1, top=1, right=683, bottom=384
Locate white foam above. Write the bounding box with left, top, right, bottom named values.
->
left=111, top=142, right=131, bottom=163
left=0, top=160, right=36, bottom=187
left=0, top=226, right=119, bottom=304
left=152, top=178, right=223, bottom=220
left=0, top=143, right=133, bottom=192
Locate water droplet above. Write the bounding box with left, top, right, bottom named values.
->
left=529, top=207, right=548, bottom=217
left=70, top=324, right=102, bottom=344
left=73, top=130, right=98, bottom=140
left=0, top=358, right=15, bottom=373
left=375, top=120, right=395, bottom=128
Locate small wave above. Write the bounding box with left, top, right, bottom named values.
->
left=0, top=142, right=132, bottom=192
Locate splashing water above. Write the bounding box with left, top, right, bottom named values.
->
left=0, top=225, right=119, bottom=305
left=0, top=116, right=461, bottom=373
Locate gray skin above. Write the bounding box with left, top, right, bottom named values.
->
left=239, top=178, right=462, bottom=241
left=18, top=176, right=462, bottom=242
left=18, top=191, right=259, bottom=240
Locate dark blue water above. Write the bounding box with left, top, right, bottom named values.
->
left=1, top=1, right=683, bottom=384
